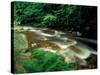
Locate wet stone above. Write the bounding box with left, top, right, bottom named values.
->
left=13, top=26, right=97, bottom=67
left=14, top=32, right=28, bottom=52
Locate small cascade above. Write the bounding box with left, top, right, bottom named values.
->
left=13, top=26, right=97, bottom=67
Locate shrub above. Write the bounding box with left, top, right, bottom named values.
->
left=41, top=14, right=57, bottom=27
left=22, top=48, right=76, bottom=73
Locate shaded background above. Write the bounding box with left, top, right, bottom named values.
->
left=11, top=1, right=97, bottom=49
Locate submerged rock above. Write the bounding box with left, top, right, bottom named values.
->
left=13, top=26, right=97, bottom=66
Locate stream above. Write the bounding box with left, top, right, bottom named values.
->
left=13, top=26, right=97, bottom=69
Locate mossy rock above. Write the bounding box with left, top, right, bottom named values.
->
left=14, top=32, right=28, bottom=52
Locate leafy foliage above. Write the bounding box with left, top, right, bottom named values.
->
left=12, top=1, right=97, bottom=39
left=42, top=14, right=57, bottom=27
left=22, top=48, right=76, bottom=72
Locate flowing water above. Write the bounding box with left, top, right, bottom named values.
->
left=13, top=26, right=97, bottom=69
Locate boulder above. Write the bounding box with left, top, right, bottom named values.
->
left=14, top=32, right=28, bottom=52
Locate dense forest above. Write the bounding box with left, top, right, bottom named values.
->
left=12, top=1, right=97, bottom=39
